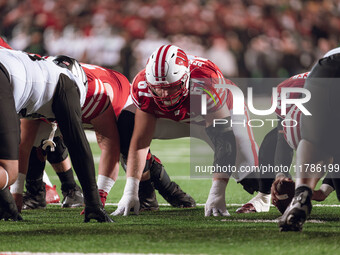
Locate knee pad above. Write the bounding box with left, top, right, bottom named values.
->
left=46, top=136, right=68, bottom=164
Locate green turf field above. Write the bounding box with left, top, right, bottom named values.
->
left=1, top=126, right=340, bottom=254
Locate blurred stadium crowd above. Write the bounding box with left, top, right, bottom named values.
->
left=1, top=0, right=339, bottom=81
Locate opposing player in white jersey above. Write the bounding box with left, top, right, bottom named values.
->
left=112, top=45, right=265, bottom=217
left=0, top=48, right=112, bottom=222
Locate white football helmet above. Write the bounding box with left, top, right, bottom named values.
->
left=145, top=45, right=190, bottom=110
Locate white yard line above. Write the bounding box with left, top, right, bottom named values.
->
left=2, top=253, right=179, bottom=255
left=102, top=203, right=339, bottom=208
left=220, top=219, right=325, bottom=224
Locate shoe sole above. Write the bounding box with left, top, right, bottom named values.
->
left=170, top=203, right=196, bottom=208
left=278, top=208, right=306, bottom=232
left=22, top=205, right=46, bottom=210
left=62, top=203, right=84, bottom=208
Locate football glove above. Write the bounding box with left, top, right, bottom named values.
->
left=205, top=180, right=230, bottom=217
left=111, top=177, right=140, bottom=216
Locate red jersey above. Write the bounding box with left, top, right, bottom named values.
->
left=275, top=72, right=309, bottom=119
left=0, top=37, right=12, bottom=49
left=81, top=64, right=130, bottom=124
left=131, top=55, right=232, bottom=125
left=283, top=105, right=302, bottom=150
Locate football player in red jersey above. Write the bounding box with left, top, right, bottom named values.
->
left=259, top=73, right=307, bottom=210
left=261, top=72, right=340, bottom=212
left=0, top=48, right=113, bottom=222
left=15, top=55, right=194, bottom=212
left=273, top=47, right=340, bottom=231
left=259, top=72, right=309, bottom=187
left=113, top=45, right=263, bottom=216
left=11, top=56, right=130, bottom=211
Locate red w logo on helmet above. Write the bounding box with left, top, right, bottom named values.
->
left=176, top=49, right=188, bottom=67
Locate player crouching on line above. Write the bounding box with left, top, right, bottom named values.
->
left=112, top=44, right=265, bottom=217
left=0, top=48, right=112, bottom=222
left=278, top=47, right=340, bottom=231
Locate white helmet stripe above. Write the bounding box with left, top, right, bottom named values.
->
left=155, top=45, right=171, bottom=81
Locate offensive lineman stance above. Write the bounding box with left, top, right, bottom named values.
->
left=279, top=48, right=340, bottom=231
left=113, top=45, right=264, bottom=217
left=0, top=48, right=112, bottom=222
left=19, top=55, right=194, bottom=211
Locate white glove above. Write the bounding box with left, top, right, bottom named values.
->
left=111, top=177, right=140, bottom=216
left=205, top=180, right=230, bottom=217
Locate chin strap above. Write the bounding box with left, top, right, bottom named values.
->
left=42, top=121, right=57, bottom=151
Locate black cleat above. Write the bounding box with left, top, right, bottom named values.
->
left=84, top=206, right=114, bottom=223
left=160, top=182, right=196, bottom=208
left=62, top=185, right=84, bottom=208
left=150, top=158, right=196, bottom=208
left=139, top=180, right=159, bottom=211
left=22, top=180, right=47, bottom=210
left=278, top=188, right=312, bottom=232
left=0, top=188, right=23, bottom=221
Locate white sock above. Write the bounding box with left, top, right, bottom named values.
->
left=43, top=171, right=53, bottom=187
left=97, top=175, right=115, bottom=193
left=10, top=173, right=26, bottom=194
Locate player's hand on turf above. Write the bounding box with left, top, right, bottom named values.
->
left=111, top=177, right=140, bottom=216
left=312, top=190, right=327, bottom=202
left=205, top=180, right=230, bottom=217
left=112, top=192, right=139, bottom=216
left=312, top=184, right=334, bottom=202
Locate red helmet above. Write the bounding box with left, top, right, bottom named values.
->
left=145, top=45, right=190, bottom=111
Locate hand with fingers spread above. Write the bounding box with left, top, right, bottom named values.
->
left=205, top=179, right=230, bottom=217
left=112, top=177, right=140, bottom=216
left=271, top=176, right=295, bottom=214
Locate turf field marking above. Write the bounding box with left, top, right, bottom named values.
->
left=1, top=253, right=179, bottom=255
left=219, top=219, right=325, bottom=224
left=103, top=203, right=339, bottom=208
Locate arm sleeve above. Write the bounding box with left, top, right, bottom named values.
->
left=274, top=117, right=294, bottom=177
left=52, top=74, right=101, bottom=207
left=205, top=116, right=236, bottom=177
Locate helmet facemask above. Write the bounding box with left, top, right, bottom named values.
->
left=147, top=73, right=189, bottom=111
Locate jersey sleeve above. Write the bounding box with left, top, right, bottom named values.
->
left=190, top=59, right=229, bottom=113
left=0, top=37, right=12, bottom=49
left=275, top=72, right=309, bottom=119
left=131, top=70, right=146, bottom=109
